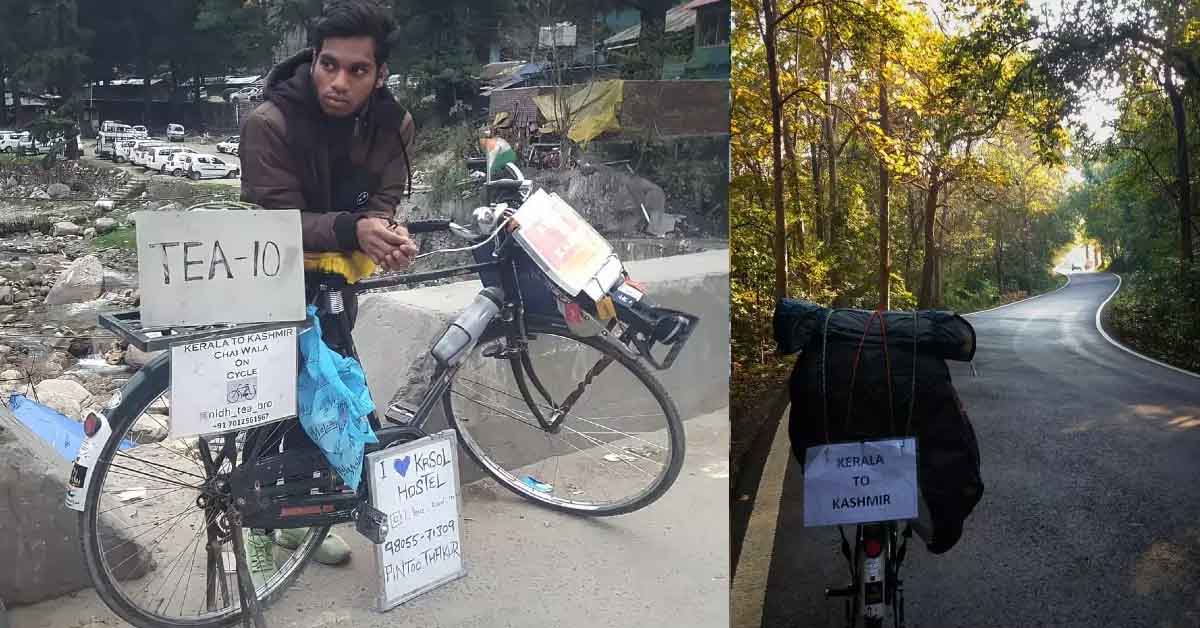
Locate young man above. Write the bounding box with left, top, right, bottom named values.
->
left=238, top=0, right=416, bottom=575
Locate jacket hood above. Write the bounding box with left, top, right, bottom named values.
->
left=263, top=48, right=406, bottom=129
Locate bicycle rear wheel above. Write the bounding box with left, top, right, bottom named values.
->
left=443, top=322, right=684, bottom=516
left=79, top=353, right=328, bottom=628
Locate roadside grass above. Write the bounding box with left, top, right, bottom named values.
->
left=91, top=225, right=137, bottom=251
left=1103, top=267, right=1200, bottom=374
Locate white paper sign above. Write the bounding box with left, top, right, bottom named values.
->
left=135, top=210, right=305, bottom=327
left=367, top=430, right=466, bottom=611
left=168, top=327, right=298, bottom=438
left=803, top=438, right=919, bottom=527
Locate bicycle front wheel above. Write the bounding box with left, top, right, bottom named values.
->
left=78, top=353, right=328, bottom=628
left=444, top=322, right=685, bottom=516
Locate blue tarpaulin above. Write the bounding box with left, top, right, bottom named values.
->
left=8, top=393, right=135, bottom=460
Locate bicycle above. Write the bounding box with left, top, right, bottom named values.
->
left=70, top=163, right=699, bottom=628
left=824, top=519, right=913, bottom=628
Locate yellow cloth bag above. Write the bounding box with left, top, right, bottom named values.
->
left=303, top=251, right=377, bottom=284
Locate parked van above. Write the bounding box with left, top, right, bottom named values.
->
left=116, top=139, right=160, bottom=163
left=147, top=145, right=196, bottom=172
left=166, top=124, right=185, bottom=142
left=0, top=131, right=29, bottom=153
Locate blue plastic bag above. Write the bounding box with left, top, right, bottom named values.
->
left=296, top=305, right=378, bottom=491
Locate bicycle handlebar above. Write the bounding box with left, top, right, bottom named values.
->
left=406, top=219, right=452, bottom=234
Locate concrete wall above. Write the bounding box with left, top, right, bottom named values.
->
left=352, top=249, right=729, bottom=422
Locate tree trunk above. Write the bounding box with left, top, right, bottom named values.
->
left=877, top=40, right=890, bottom=311
left=782, top=112, right=804, bottom=254
left=811, top=141, right=824, bottom=243
left=917, top=168, right=942, bottom=309
left=762, top=0, right=788, bottom=300
left=0, top=58, right=8, bottom=126
left=1164, top=67, right=1194, bottom=266
left=635, top=0, right=672, bottom=79
left=822, top=1, right=837, bottom=245
left=905, top=188, right=917, bottom=284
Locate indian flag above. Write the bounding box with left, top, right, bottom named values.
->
left=480, top=137, right=516, bottom=180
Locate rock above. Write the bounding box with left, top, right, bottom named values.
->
left=156, top=201, right=183, bottom=212
left=0, top=287, right=11, bottom=306
left=0, top=345, right=10, bottom=356
left=26, top=275, right=41, bottom=287
left=94, top=217, right=117, bottom=234
left=104, top=349, right=124, bottom=365
left=20, top=261, right=35, bottom=271
left=0, top=406, right=154, bottom=604
left=83, top=227, right=96, bottom=239
left=4, top=177, right=16, bottom=188
left=29, top=189, right=50, bottom=200
left=46, top=183, right=71, bottom=199
left=124, top=345, right=164, bottom=370
left=51, top=222, right=82, bottom=237
left=32, top=378, right=93, bottom=418
left=130, top=415, right=168, bottom=444
left=44, top=255, right=103, bottom=305
left=0, top=369, right=26, bottom=395
left=2, top=313, right=20, bottom=324
left=94, top=197, right=115, bottom=212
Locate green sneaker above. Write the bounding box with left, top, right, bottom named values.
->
left=274, top=528, right=351, bottom=565
left=274, top=527, right=310, bottom=550
left=244, top=531, right=278, bottom=589
left=312, top=532, right=351, bottom=566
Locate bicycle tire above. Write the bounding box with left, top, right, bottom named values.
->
left=79, top=353, right=330, bottom=628
left=443, top=321, right=685, bottom=516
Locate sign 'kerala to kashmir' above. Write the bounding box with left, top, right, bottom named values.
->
left=802, top=438, right=919, bottom=527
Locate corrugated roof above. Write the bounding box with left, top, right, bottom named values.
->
left=604, top=4, right=696, bottom=46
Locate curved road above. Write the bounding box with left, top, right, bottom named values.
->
left=733, top=272, right=1200, bottom=627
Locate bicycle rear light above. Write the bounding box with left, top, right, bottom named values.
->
left=83, top=412, right=102, bottom=437
left=864, top=537, right=883, bottom=558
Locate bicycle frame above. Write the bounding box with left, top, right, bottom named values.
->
left=228, top=225, right=562, bottom=534
left=828, top=521, right=909, bottom=628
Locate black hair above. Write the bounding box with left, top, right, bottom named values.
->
left=309, top=0, right=396, bottom=66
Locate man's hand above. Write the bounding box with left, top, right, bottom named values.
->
left=356, top=217, right=419, bottom=270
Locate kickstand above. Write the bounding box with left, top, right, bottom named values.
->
left=229, top=520, right=268, bottom=628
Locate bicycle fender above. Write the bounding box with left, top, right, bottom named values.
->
left=65, top=396, right=120, bottom=512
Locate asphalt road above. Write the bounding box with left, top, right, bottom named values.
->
left=733, top=272, right=1200, bottom=628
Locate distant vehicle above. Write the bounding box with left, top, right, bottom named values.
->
left=117, top=139, right=162, bottom=163
left=100, top=121, right=132, bottom=135
left=130, top=142, right=167, bottom=167
left=0, top=131, right=29, bottom=153
left=216, top=135, right=239, bottom=155
left=166, top=123, right=185, bottom=142
left=17, top=134, right=50, bottom=155
left=168, top=152, right=239, bottom=180
left=131, top=125, right=148, bottom=137
left=228, top=86, right=262, bottom=102
left=146, top=145, right=196, bottom=172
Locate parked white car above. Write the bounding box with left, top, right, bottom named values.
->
left=0, top=131, right=29, bottom=153
left=166, top=123, right=186, bottom=142
left=132, top=125, right=148, bottom=137
left=117, top=139, right=162, bottom=163
left=169, top=152, right=239, bottom=179
left=229, top=86, right=262, bottom=102
left=147, top=145, right=196, bottom=172
left=132, top=141, right=171, bottom=167
left=216, top=135, right=239, bottom=155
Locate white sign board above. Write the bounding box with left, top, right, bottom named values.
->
left=367, top=430, right=466, bottom=611
left=168, top=327, right=298, bottom=438
left=135, top=210, right=305, bottom=327
left=803, top=438, right=919, bottom=527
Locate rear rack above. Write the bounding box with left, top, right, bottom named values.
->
left=98, top=310, right=309, bottom=352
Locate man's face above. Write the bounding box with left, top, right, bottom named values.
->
left=313, top=36, right=387, bottom=117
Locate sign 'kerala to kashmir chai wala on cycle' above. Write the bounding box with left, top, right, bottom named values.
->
left=134, top=209, right=306, bottom=327
left=803, top=438, right=919, bottom=527
left=168, top=327, right=298, bottom=438
left=367, top=430, right=466, bottom=610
